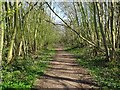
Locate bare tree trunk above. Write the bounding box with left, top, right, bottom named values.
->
left=93, top=3, right=100, bottom=48
left=73, top=2, right=79, bottom=27
left=73, top=2, right=81, bottom=46
left=7, top=0, right=19, bottom=64
left=18, top=41, right=23, bottom=56
left=96, top=3, right=110, bottom=61
left=117, top=2, right=120, bottom=48
left=0, top=2, right=4, bottom=84
left=109, top=2, right=116, bottom=60
left=4, top=2, right=10, bottom=47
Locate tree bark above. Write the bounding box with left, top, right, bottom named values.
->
left=46, top=2, right=96, bottom=47
left=0, top=2, right=4, bottom=67
left=96, top=3, right=110, bottom=61
left=7, top=0, right=19, bottom=64
left=0, top=2, right=4, bottom=84
left=109, top=2, right=116, bottom=60
left=93, top=3, right=100, bottom=48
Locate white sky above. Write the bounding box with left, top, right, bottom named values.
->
left=50, top=2, right=68, bottom=24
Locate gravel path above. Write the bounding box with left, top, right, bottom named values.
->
left=33, top=47, right=99, bottom=89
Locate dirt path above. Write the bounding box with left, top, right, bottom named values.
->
left=33, top=47, right=99, bottom=89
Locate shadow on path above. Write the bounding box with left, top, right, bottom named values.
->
left=33, top=47, right=99, bottom=89
left=43, top=74, right=99, bottom=87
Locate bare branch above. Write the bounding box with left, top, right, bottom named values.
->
left=45, top=2, right=96, bottom=47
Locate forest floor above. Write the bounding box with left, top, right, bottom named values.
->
left=33, top=47, right=99, bottom=89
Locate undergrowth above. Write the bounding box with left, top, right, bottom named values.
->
left=67, top=47, right=120, bottom=89
left=1, top=49, right=55, bottom=89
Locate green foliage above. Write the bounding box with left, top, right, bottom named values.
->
left=2, top=49, right=55, bottom=89
left=68, top=47, right=120, bottom=89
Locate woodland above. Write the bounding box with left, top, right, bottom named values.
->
left=0, top=1, right=120, bottom=89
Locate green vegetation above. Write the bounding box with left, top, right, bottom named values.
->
left=0, top=1, right=120, bottom=89
left=1, top=49, right=55, bottom=89
left=0, top=2, right=60, bottom=89
left=67, top=47, right=120, bottom=89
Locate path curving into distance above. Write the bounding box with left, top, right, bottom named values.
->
left=33, top=47, right=99, bottom=89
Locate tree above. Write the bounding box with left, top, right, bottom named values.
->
left=7, top=0, right=19, bottom=64
left=0, top=1, right=4, bottom=67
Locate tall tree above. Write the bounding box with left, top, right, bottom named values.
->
left=0, top=2, right=4, bottom=66
left=109, top=2, right=116, bottom=60
left=7, top=0, right=19, bottom=64
left=93, top=3, right=100, bottom=48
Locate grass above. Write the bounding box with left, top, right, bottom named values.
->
left=67, top=47, right=120, bottom=89
left=1, top=49, right=56, bottom=89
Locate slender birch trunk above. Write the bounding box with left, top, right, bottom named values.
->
left=96, top=3, right=110, bottom=61
left=93, top=3, right=100, bottom=48
left=0, top=2, right=4, bottom=64
left=109, top=2, right=116, bottom=60
left=0, top=2, right=4, bottom=85
left=7, top=0, right=18, bottom=64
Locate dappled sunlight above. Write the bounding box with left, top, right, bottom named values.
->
left=1, top=1, right=119, bottom=89
left=33, top=47, right=99, bottom=89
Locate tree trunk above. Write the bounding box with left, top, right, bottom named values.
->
left=93, top=3, right=100, bottom=48
left=109, top=2, right=116, bottom=60
left=0, top=2, right=4, bottom=67
left=7, top=0, right=19, bottom=64
left=0, top=2, right=4, bottom=84
left=96, top=3, right=110, bottom=61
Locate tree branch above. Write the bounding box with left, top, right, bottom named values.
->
left=23, top=2, right=38, bottom=19
left=45, top=2, right=96, bottom=47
